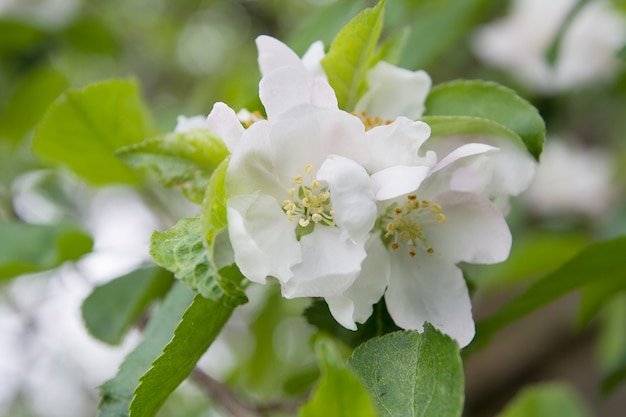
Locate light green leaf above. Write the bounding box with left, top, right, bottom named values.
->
left=32, top=79, right=153, bottom=185
left=496, top=382, right=591, bottom=417
left=0, top=221, right=93, bottom=280
left=321, top=0, right=386, bottom=110
left=422, top=115, right=524, bottom=145
left=150, top=215, right=247, bottom=306
left=0, top=67, right=68, bottom=144
left=200, top=156, right=229, bottom=243
left=424, top=80, right=545, bottom=160
left=473, top=236, right=626, bottom=350
left=82, top=266, right=174, bottom=345
left=129, top=293, right=234, bottom=417
left=117, top=129, right=229, bottom=203
left=348, top=326, right=463, bottom=417
left=371, top=26, right=410, bottom=67
left=98, top=282, right=195, bottom=417
left=300, top=338, right=377, bottom=417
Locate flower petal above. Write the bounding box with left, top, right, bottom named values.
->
left=371, top=165, right=431, bottom=201
left=206, top=102, right=244, bottom=152
left=317, top=155, right=376, bottom=243
left=282, top=226, right=367, bottom=298
left=432, top=143, right=497, bottom=172
left=301, top=40, right=326, bottom=78
left=227, top=192, right=301, bottom=283
left=365, top=117, right=434, bottom=172
left=325, top=235, right=390, bottom=329
left=256, top=35, right=304, bottom=76
left=385, top=251, right=475, bottom=347
left=356, top=61, right=432, bottom=120
left=424, top=191, right=512, bottom=264
left=174, top=115, right=208, bottom=133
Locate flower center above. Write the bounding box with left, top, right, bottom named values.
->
left=352, top=110, right=393, bottom=130
left=282, top=164, right=335, bottom=239
left=381, top=194, right=446, bottom=257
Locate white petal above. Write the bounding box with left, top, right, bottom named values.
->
left=301, top=40, right=326, bottom=78
left=227, top=192, right=301, bottom=283
left=355, top=61, right=432, bottom=120
left=424, top=191, right=512, bottom=264
left=282, top=227, right=367, bottom=298
left=371, top=165, right=431, bottom=201
left=365, top=117, right=434, bottom=172
left=205, top=102, right=244, bottom=152
left=175, top=115, right=209, bottom=133
left=256, top=35, right=303, bottom=76
left=432, top=143, right=497, bottom=172
left=325, top=235, right=390, bottom=329
left=310, top=76, right=338, bottom=109
left=260, top=67, right=313, bottom=119
left=317, top=155, right=376, bottom=243
left=385, top=252, right=475, bottom=347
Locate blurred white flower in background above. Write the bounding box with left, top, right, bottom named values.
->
left=522, top=138, right=617, bottom=217
left=0, top=0, right=81, bottom=29
left=472, top=0, right=626, bottom=94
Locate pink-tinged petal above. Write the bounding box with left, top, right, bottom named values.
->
left=282, top=226, right=367, bottom=298
left=365, top=117, right=434, bottom=172
left=317, top=155, right=376, bottom=243
left=356, top=62, right=432, bottom=120
left=206, top=102, right=244, bottom=152
left=371, top=165, right=431, bottom=201
left=256, top=35, right=304, bottom=76
left=174, top=115, right=209, bottom=133
left=385, top=252, right=475, bottom=347
left=227, top=192, right=301, bottom=284
left=424, top=191, right=512, bottom=264
left=325, top=236, right=390, bottom=329
left=432, top=143, right=497, bottom=172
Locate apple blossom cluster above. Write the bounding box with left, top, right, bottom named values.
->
left=180, top=36, right=536, bottom=347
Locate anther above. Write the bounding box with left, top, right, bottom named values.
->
left=391, top=243, right=399, bottom=250
left=304, top=164, right=313, bottom=174
left=426, top=247, right=434, bottom=254
left=409, top=249, right=416, bottom=257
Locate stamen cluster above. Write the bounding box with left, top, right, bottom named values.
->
left=282, top=164, right=335, bottom=229
left=352, top=109, right=393, bottom=130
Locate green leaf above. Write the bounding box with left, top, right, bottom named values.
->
left=371, top=26, right=410, bottom=67
left=200, top=156, right=229, bottom=243
left=117, top=129, right=229, bottom=203
left=82, top=266, right=174, bottom=345
left=578, top=277, right=626, bottom=328
left=150, top=216, right=247, bottom=306
left=33, top=79, right=153, bottom=185
left=0, top=20, right=46, bottom=56
left=597, top=294, right=626, bottom=396
left=422, top=115, right=524, bottom=145
left=299, top=338, right=377, bottom=417
left=0, top=221, right=93, bottom=280
left=304, top=298, right=400, bottom=349
left=321, top=0, right=386, bottom=110
left=98, top=282, right=195, bottom=417
left=0, top=67, right=68, bottom=144
left=619, top=44, right=626, bottom=61
left=496, top=382, right=591, bottom=417
left=424, top=80, right=545, bottom=160
left=348, top=326, right=463, bottom=417
left=473, top=236, right=626, bottom=350
left=129, top=293, right=234, bottom=417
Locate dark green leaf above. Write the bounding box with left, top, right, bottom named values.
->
left=0, top=221, right=93, bottom=280
left=619, top=44, right=626, bottom=61
left=0, top=67, right=68, bottom=144
left=63, top=14, right=119, bottom=55
left=299, top=338, right=377, bottom=417
left=424, top=80, right=545, bottom=160
left=545, top=0, right=591, bottom=67
left=82, top=266, right=174, bottom=345
left=348, top=326, right=463, bottom=417
left=473, top=236, right=626, bottom=350
left=496, top=382, right=591, bottom=417
left=0, top=20, right=46, bottom=56
left=98, top=282, right=195, bottom=417
left=422, top=115, right=523, bottom=144
left=32, top=79, right=153, bottom=185
left=321, top=0, right=386, bottom=110
left=129, top=293, right=234, bottom=417
left=304, top=298, right=400, bottom=349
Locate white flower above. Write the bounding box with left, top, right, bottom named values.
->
left=174, top=115, right=210, bottom=133
left=225, top=104, right=378, bottom=299
left=326, top=118, right=518, bottom=347
left=522, top=139, right=616, bottom=217
left=472, top=0, right=626, bottom=93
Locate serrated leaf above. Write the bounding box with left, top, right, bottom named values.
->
left=321, top=0, right=386, bottom=110
left=348, top=326, right=463, bottom=417
left=0, top=67, right=68, bottom=144
left=496, top=382, right=591, bottom=417
left=117, top=129, right=229, bottom=203
left=129, top=292, right=234, bottom=417
left=0, top=221, right=93, bottom=280
left=32, top=79, right=153, bottom=185
left=424, top=80, right=545, bottom=160
left=82, top=266, right=174, bottom=345
left=299, top=338, right=377, bottom=417
left=304, top=298, right=400, bottom=349
left=98, top=283, right=195, bottom=417
left=473, top=236, right=626, bottom=350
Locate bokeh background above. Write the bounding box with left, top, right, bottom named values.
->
left=1, top=0, right=626, bottom=416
